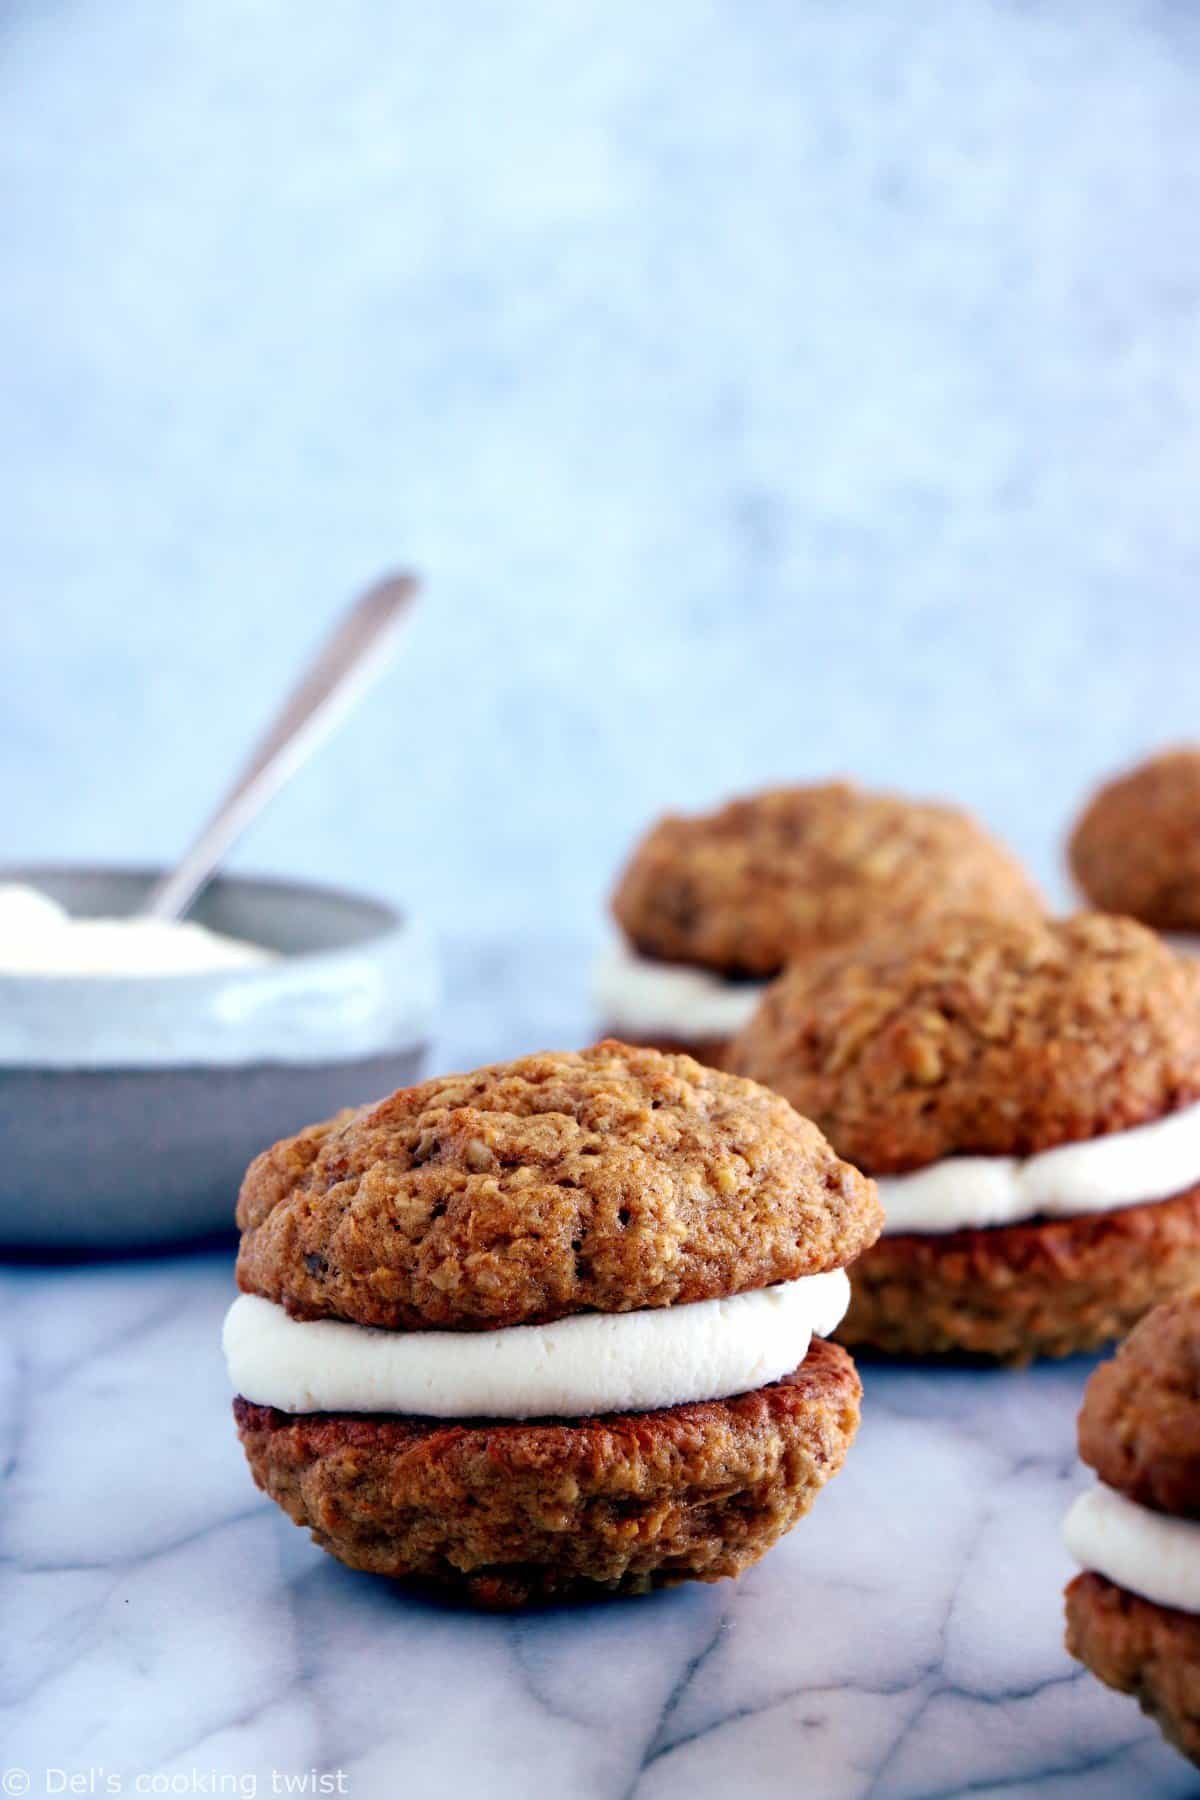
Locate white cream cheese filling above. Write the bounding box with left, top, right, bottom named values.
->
left=592, top=937, right=768, bottom=1041
left=877, top=1098, right=1200, bottom=1235
left=0, top=883, right=272, bottom=976
left=1064, top=1484, right=1200, bottom=1614
left=1164, top=933, right=1200, bottom=960
left=223, top=1268, right=850, bottom=1421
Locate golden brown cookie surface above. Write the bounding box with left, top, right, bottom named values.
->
left=612, top=782, right=1041, bottom=978
left=1070, top=748, right=1200, bottom=928
left=233, top=1336, right=861, bottom=1607
left=1079, top=1291, right=1200, bottom=1516
left=236, top=1041, right=882, bottom=1331
left=1066, top=1572, right=1200, bottom=1768
left=729, top=913, right=1200, bottom=1173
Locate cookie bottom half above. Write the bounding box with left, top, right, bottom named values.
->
left=234, top=1335, right=860, bottom=1607
left=1066, top=1570, right=1200, bottom=1768
left=836, top=1185, right=1200, bottom=1364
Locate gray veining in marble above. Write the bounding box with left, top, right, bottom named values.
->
left=2, top=1254, right=1193, bottom=1799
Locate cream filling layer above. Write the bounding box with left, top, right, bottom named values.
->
left=1064, top=1484, right=1200, bottom=1614
left=223, top=1268, right=850, bottom=1421
left=877, top=1099, right=1200, bottom=1235
left=593, top=937, right=768, bottom=1041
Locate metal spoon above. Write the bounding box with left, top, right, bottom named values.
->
left=140, top=571, right=420, bottom=922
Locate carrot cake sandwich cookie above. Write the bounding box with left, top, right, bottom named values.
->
left=596, top=781, right=1042, bottom=1070
left=1065, top=1293, right=1200, bottom=1767
left=728, top=913, right=1200, bottom=1362
left=1070, top=747, right=1200, bottom=954
left=224, top=1040, right=882, bottom=1606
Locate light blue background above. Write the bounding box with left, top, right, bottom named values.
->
left=4, top=0, right=1200, bottom=963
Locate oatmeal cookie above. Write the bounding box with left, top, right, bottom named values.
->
left=1069, top=749, right=1200, bottom=929
left=1078, top=1291, right=1200, bottom=1515
left=729, top=913, right=1200, bottom=1174
left=1066, top=1572, right=1200, bottom=1767
left=236, top=1040, right=882, bottom=1331
left=612, top=782, right=1041, bottom=978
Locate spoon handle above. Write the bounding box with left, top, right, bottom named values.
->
left=141, top=572, right=420, bottom=922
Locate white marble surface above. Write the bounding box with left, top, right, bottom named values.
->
left=3, top=1260, right=1194, bottom=1800
left=3, top=939, right=1198, bottom=1799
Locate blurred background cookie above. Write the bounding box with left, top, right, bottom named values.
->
left=1069, top=748, right=1200, bottom=951
left=595, top=780, right=1041, bottom=1069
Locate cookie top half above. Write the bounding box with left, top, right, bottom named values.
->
left=1079, top=1292, right=1200, bottom=1516
left=612, top=782, right=1042, bottom=978
left=1070, top=748, right=1200, bottom=928
left=728, top=914, right=1200, bottom=1173
left=236, top=1041, right=882, bottom=1331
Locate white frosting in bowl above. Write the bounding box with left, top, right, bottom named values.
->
left=223, top=1268, right=851, bottom=1420
left=877, top=1099, right=1200, bottom=1235
left=593, top=938, right=767, bottom=1041
left=0, top=883, right=270, bottom=976
left=0, top=868, right=437, bottom=1072
left=1064, top=1484, right=1200, bottom=1613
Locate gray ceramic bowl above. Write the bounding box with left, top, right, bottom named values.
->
left=0, top=866, right=437, bottom=1249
